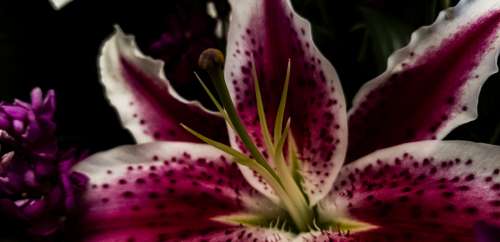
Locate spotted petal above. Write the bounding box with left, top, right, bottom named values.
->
left=99, top=27, right=227, bottom=144
left=293, top=232, right=356, bottom=242
left=73, top=142, right=291, bottom=241
left=318, top=141, right=500, bottom=242
left=225, top=0, right=347, bottom=205
left=348, top=0, right=500, bottom=161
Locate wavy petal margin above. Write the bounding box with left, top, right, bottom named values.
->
left=99, top=27, right=227, bottom=144
left=348, top=0, right=500, bottom=161
left=225, top=0, right=347, bottom=205
left=319, top=141, right=500, bottom=242
left=73, top=142, right=288, bottom=241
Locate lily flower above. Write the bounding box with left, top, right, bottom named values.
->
left=0, top=88, right=87, bottom=238
left=76, top=0, right=500, bottom=241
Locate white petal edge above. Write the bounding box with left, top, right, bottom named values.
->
left=349, top=0, right=500, bottom=140
left=99, top=26, right=222, bottom=143
left=225, top=0, right=348, bottom=206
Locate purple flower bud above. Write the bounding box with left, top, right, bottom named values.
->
left=0, top=88, right=88, bottom=239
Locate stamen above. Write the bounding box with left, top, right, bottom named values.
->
left=194, top=48, right=314, bottom=232
left=213, top=212, right=293, bottom=232
left=320, top=217, right=379, bottom=234
left=273, top=59, right=291, bottom=143
left=273, top=118, right=291, bottom=183
left=213, top=213, right=274, bottom=227
left=181, top=124, right=251, bottom=165
left=252, top=61, right=275, bottom=156
left=248, top=59, right=313, bottom=231
left=194, top=72, right=225, bottom=115
left=274, top=118, right=291, bottom=161
left=272, top=118, right=312, bottom=227
left=287, top=133, right=303, bottom=183
left=182, top=124, right=304, bottom=228
left=198, top=49, right=276, bottom=176
left=194, top=72, right=235, bottom=129
left=253, top=58, right=311, bottom=227
left=311, top=219, right=321, bottom=231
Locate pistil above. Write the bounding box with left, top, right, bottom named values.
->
left=183, top=48, right=314, bottom=231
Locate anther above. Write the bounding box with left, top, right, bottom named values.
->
left=198, top=48, right=225, bottom=71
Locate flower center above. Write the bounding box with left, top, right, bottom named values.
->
left=184, top=49, right=379, bottom=234
left=183, top=48, right=316, bottom=232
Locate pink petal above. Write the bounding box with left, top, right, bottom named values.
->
left=73, top=142, right=285, bottom=241
left=348, top=0, right=500, bottom=161
left=99, top=27, right=227, bottom=144
left=84, top=227, right=293, bottom=242
left=319, top=141, right=500, bottom=242
left=225, top=0, right=347, bottom=205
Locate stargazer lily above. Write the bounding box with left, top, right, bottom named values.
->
left=74, top=0, right=500, bottom=241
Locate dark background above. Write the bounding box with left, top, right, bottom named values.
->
left=0, top=0, right=498, bottom=154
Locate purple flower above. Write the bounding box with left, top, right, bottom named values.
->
left=0, top=88, right=87, bottom=238
left=76, top=0, right=500, bottom=241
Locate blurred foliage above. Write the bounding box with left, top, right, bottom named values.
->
left=355, top=6, right=413, bottom=72
left=0, top=0, right=499, bottom=153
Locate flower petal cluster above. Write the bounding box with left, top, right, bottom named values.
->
left=76, top=0, right=500, bottom=241
left=0, top=88, right=87, bottom=238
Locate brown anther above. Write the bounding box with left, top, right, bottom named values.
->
left=198, top=48, right=225, bottom=71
